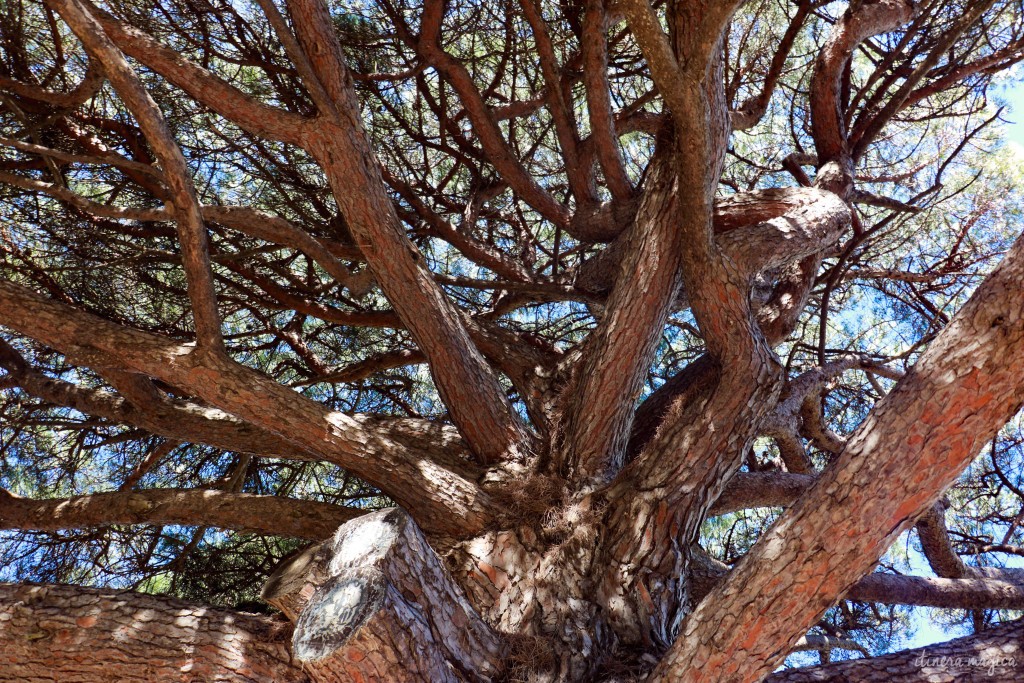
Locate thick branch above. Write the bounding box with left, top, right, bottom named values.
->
left=809, top=0, right=916, bottom=193
left=558, top=154, right=684, bottom=484
left=847, top=573, right=1024, bottom=611
left=0, top=583, right=307, bottom=682
left=289, top=0, right=529, bottom=464
left=709, top=471, right=815, bottom=517
left=810, top=0, right=917, bottom=158
left=576, top=186, right=849, bottom=296
left=717, top=189, right=849, bottom=277
left=766, top=618, right=1024, bottom=683
left=691, top=546, right=1024, bottom=613
left=651, top=229, right=1024, bottom=681
left=0, top=488, right=362, bottom=540
left=917, top=502, right=973, bottom=579
left=0, top=279, right=495, bottom=537
left=0, top=341, right=319, bottom=462
left=563, top=94, right=846, bottom=488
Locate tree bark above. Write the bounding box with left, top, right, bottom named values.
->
left=3, top=0, right=1024, bottom=681
left=766, top=618, right=1024, bottom=683
left=651, top=230, right=1024, bottom=681
left=264, top=508, right=506, bottom=683
left=0, top=583, right=307, bottom=682
left=0, top=488, right=362, bottom=540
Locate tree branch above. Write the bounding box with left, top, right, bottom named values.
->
left=289, top=0, right=531, bottom=465
left=692, top=545, right=1024, bottom=613
left=766, top=617, right=1024, bottom=683
left=581, top=0, right=634, bottom=201
left=0, top=58, right=103, bottom=108
left=0, top=488, right=363, bottom=540
left=709, top=471, right=815, bottom=517
left=48, top=0, right=223, bottom=351
left=651, top=229, right=1024, bottom=681
left=0, top=583, right=307, bottom=682
left=809, top=0, right=917, bottom=194
left=0, top=339, right=318, bottom=463
left=416, top=0, right=570, bottom=229
left=849, top=0, right=998, bottom=160
left=730, top=1, right=812, bottom=131
left=557, top=153, right=686, bottom=484
left=80, top=1, right=311, bottom=144
left=0, top=279, right=495, bottom=537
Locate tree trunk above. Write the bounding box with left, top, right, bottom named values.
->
left=3, top=0, right=1024, bottom=681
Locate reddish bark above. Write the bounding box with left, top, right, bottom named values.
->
left=766, top=618, right=1024, bottom=683
left=0, top=583, right=307, bottom=682
left=0, top=0, right=1022, bottom=680
left=0, top=488, right=362, bottom=540
left=652, top=231, right=1024, bottom=681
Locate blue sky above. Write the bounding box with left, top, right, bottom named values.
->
left=997, top=82, right=1024, bottom=148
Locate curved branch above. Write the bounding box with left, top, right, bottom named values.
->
left=581, top=0, right=633, bottom=201
left=809, top=0, right=917, bottom=193
left=0, top=59, right=103, bottom=108
left=80, top=1, right=310, bottom=144
left=48, top=0, right=223, bottom=350
left=0, top=341, right=316, bottom=462
left=651, top=229, right=1024, bottom=682
left=0, top=279, right=496, bottom=538
left=917, top=502, right=973, bottom=579
left=575, top=184, right=847, bottom=294
left=849, top=0, right=999, bottom=160
left=731, top=1, right=812, bottom=131
left=718, top=189, right=850, bottom=276
left=416, top=0, right=570, bottom=228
